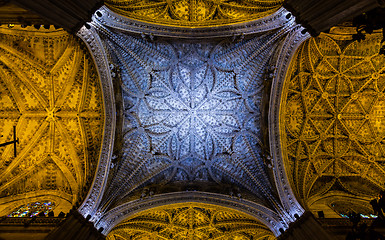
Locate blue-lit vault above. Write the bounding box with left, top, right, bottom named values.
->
left=77, top=6, right=308, bottom=236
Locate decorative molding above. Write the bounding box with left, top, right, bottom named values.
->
left=269, top=22, right=309, bottom=219
left=76, top=25, right=116, bottom=219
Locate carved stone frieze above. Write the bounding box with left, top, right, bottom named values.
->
left=0, top=26, right=104, bottom=214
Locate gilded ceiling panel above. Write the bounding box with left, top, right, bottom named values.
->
left=281, top=27, right=385, bottom=213
left=0, top=26, right=104, bottom=213
left=106, top=203, right=275, bottom=240
left=105, top=0, right=283, bottom=27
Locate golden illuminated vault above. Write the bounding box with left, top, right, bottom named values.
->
left=106, top=203, right=275, bottom=240
left=0, top=26, right=104, bottom=215
left=282, top=26, right=385, bottom=216
left=105, top=0, right=283, bottom=27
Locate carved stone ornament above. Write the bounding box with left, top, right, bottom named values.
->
left=0, top=26, right=104, bottom=214
left=77, top=4, right=309, bottom=236
left=97, top=192, right=285, bottom=236
left=92, top=5, right=292, bottom=38
left=106, top=202, right=276, bottom=240
left=281, top=26, right=385, bottom=214
left=105, top=0, right=283, bottom=28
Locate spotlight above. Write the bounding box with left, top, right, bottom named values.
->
left=7, top=24, right=14, bottom=28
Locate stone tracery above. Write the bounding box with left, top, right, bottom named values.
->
left=76, top=6, right=309, bottom=235
left=106, top=203, right=275, bottom=240
left=94, top=24, right=286, bottom=211
left=105, top=0, right=283, bottom=27
left=0, top=26, right=104, bottom=213
left=282, top=26, right=385, bottom=215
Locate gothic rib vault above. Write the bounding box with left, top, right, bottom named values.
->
left=282, top=26, right=385, bottom=218
left=105, top=0, right=283, bottom=27
left=77, top=5, right=306, bottom=237
left=1, top=1, right=385, bottom=239
left=106, top=203, right=275, bottom=240
left=0, top=25, right=104, bottom=216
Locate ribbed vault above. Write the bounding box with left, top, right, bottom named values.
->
left=281, top=26, right=385, bottom=217
left=0, top=26, right=104, bottom=215
left=105, top=0, right=283, bottom=28
left=106, top=203, right=275, bottom=240
left=94, top=21, right=283, bottom=212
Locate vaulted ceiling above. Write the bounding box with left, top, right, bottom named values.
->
left=0, top=1, right=384, bottom=239
left=106, top=203, right=275, bottom=240
left=0, top=25, right=104, bottom=216
left=282, top=26, right=385, bottom=217
left=105, top=0, right=283, bottom=27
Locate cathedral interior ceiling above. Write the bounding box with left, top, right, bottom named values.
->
left=105, top=0, right=283, bottom=28
left=0, top=26, right=104, bottom=215
left=4, top=1, right=383, bottom=238
left=92, top=20, right=287, bottom=215
left=106, top=202, right=275, bottom=240
left=282, top=26, right=385, bottom=217
left=77, top=5, right=308, bottom=235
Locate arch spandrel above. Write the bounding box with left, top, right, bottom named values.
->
left=106, top=202, right=275, bottom=240
left=0, top=26, right=104, bottom=215
left=105, top=0, right=283, bottom=28
left=281, top=26, right=385, bottom=215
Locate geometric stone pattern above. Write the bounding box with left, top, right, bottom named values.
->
left=98, top=26, right=279, bottom=208
left=105, top=0, right=283, bottom=27
left=106, top=203, right=275, bottom=240
left=0, top=26, right=104, bottom=212
left=282, top=26, right=385, bottom=213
